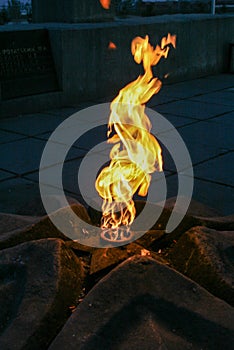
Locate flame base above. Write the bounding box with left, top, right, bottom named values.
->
left=100, top=227, right=134, bottom=245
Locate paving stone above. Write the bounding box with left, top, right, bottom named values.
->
left=0, top=137, right=83, bottom=176
left=156, top=79, right=214, bottom=99
left=193, top=152, right=234, bottom=187
left=0, top=138, right=47, bottom=175
left=0, top=129, right=26, bottom=144
left=0, top=113, right=67, bottom=136
left=0, top=178, right=74, bottom=215
left=167, top=226, right=234, bottom=306
left=71, top=124, right=108, bottom=152
left=157, top=121, right=233, bottom=172
left=0, top=203, right=91, bottom=250
left=203, top=74, right=234, bottom=88
left=0, top=178, right=43, bottom=215
left=20, top=193, right=84, bottom=216
left=49, top=256, right=234, bottom=350
left=157, top=100, right=233, bottom=120
left=0, top=238, right=84, bottom=350
left=178, top=120, right=234, bottom=154
left=153, top=113, right=196, bottom=128
left=208, top=111, right=234, bottom=128
left=156, top=75, right=234, bottom=99
left=26, top=159, right=83, bottom=194
left=190, top=90, right=234, bottom=107
left=169, top=174, right=234, bottom=216
left=45, top=106, right=88, bottom=118
left=147, top=92, right=179, bottom=107
left=0, top=170, right=15, bottom=182
left=27, top=151, right=105, bottom=202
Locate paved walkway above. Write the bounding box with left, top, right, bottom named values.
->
left=0, top=73, right=233, bottom=216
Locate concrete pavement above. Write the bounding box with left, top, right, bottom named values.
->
left=0, top=73, right=233, bottom=216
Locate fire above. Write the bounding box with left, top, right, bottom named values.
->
left=100, top=0, right=111, bottom=9
left=95, top=34, right=176, bottom=235
left=108, top=41, right=117, bottom=50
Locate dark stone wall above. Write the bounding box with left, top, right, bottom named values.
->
left=0, top=14, right=233, bottom=117
left=32, top=0, right=115, bottom=23
left=50, top=14, right=234, bottom=103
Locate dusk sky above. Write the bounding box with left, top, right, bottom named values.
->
left=0, top=0, right=30, bottom=6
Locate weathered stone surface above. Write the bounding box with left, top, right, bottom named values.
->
left=134, top=200, right=234, bottom=251
left=65, top=240, right=96, bottom=255
left=90, top=242, right=167, bottom=276
left=0, top=203, right=92, bottom=250
left=135, top=199, right=234, bottom=233
left=136, top=229, right=165, bottom=248
left=167, top=226, right=234, bottom=306
left=88, top=198, right=234, bottom=250
left=49, top=256, right=234, bottom=350
left=0, top=238, right=84, bottom=350
left=0, top=212, right=39, bottom=234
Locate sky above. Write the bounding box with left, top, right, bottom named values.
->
left=0, top=0, right=30, bottom=7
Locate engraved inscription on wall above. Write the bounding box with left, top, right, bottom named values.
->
left=0, top=46, right=52, bottom=78
left=0, top=30, right=59, bottom=100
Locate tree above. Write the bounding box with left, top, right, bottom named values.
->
left=7, top=0, right=21, bottom=20
left=0, top=6, right=9, bottom=25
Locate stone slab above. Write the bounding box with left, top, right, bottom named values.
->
left=172, top=174, right=234, bottom=216
left=157, top=100, right=233, bottom=120
left=49, top=256, right=234, bottom=350
left=154, top=123, right=233, bottom=174
left=0, top=203, right=91, bottom=250
left=0, top=113, right=67, bottom=136
left=164, top=173, right=234, bottom=216
left=0, top=130, right=26, bottom=144
left=26, top=158, right=83, bottom=195
left=0, top=238, right=84, bottom=350
left=201, top=73, right=234, bottom=88
left=193, top=152, right=234, bottom=187
left=0, top=138, right=50, bottom=175
left=0, top=90, right=64, bottom=119
left=209, top=111, right=234, bottom=128
left=151, top=113, right=196, bottom=129
left=167, top=226, right=234, bottom=306
left=190, top=90, right=234, bottom=107
left=0, top=170, right=15, bottom=182
left=0, top=177, right=86, bottom=216
left=159, top=75, right=234, bottom=99
left=0, top=178, right=43, bottom=215
left=147, top=92, right=179, bottom=108
left=0, top=137, right=84, bottom=176
left=0, top=212, right=39, bottom=234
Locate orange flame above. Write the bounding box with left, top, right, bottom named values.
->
left=100, top=0, right=111, bottom=9
left=108, top=41, right=117, bottom=50
left=95, top=34, right=176, bottom=231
